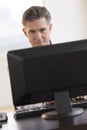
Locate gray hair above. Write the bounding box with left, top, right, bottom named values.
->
left=22, top=6, right=51, bottom=26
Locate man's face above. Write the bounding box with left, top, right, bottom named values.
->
left=23, top=18, right=52, bottom=47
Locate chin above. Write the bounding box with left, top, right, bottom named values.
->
left=33, top=42, right=49, bottom=47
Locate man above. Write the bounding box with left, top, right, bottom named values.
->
left=22, top=6, right=52, bottom=47
left=21, top=6, right=85, bottom=110
left=21, top=6, right=54, bottom=109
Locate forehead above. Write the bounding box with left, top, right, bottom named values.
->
left=25, top=18, right=49, bottom=29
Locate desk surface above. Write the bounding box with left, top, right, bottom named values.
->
left=1, top=108, right=87, bottom=130
left=0, top=106, right=14, bottom=113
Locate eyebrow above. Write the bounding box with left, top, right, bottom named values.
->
left=29, top=27, right=46, bottom=33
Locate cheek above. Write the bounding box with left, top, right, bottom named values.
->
left=28, top=36, right=35, bottom=43
left=44, top=30, right=50, bottom=36
left=45, top=32, right=51, bottom=39
left=26, top=33, right=32, bottom=40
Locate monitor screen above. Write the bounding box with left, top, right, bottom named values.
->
left=7, top=39, right=87, bottom=118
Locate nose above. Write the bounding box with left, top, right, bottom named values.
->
left=34, top=32, right=42, bottom=40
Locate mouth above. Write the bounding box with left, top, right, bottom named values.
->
left=34, top=41, right=45, bottom=46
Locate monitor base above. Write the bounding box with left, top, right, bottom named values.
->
left=41, top=108, right=84, bottom=120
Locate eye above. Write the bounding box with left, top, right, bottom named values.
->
left=40, top=28, right=46, bottom=33
left=29, top=30, right=35, bottom=34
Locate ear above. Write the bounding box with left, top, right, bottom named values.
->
left=22, top=28, right=28, bottom=37
left=49, top=23, right=52, bottom=31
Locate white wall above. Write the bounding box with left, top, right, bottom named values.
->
left=1, top=0, right=87, bottom=107
left=0, top=55, right=13, bottom=107
left=0, top=0, right=43, bottom=54
left=0, top=0, right=43, bottom=108
left=44, top=0, right=87, bottom=43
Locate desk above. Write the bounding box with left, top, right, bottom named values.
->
left=0, top=106, right=14, bottom=113
left=1, top=109, right=87, bottom=130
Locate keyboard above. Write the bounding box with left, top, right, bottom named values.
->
left=71, top=98, right=87, bottom=108
left=14, top=98, right=87, bottom=119
left=14, top=106, right=55, bottom=119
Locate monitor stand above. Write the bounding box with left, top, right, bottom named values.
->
left=41, top=91, right=84, bottom=120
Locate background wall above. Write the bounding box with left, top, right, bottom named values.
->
left=0, top=0, right=43, bottom=54
left=0, top=0, right=43, bottom=108
left=0, top=0, right=87, bottom=108
left=44, top=0, right=87, bottom=43
left=0, top=55, right=13, bottom=107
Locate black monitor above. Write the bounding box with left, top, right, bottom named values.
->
left=7, top=39, right=87, bottom=119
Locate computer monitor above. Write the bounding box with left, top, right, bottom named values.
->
left=7, top=39, right=87, bottom=119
